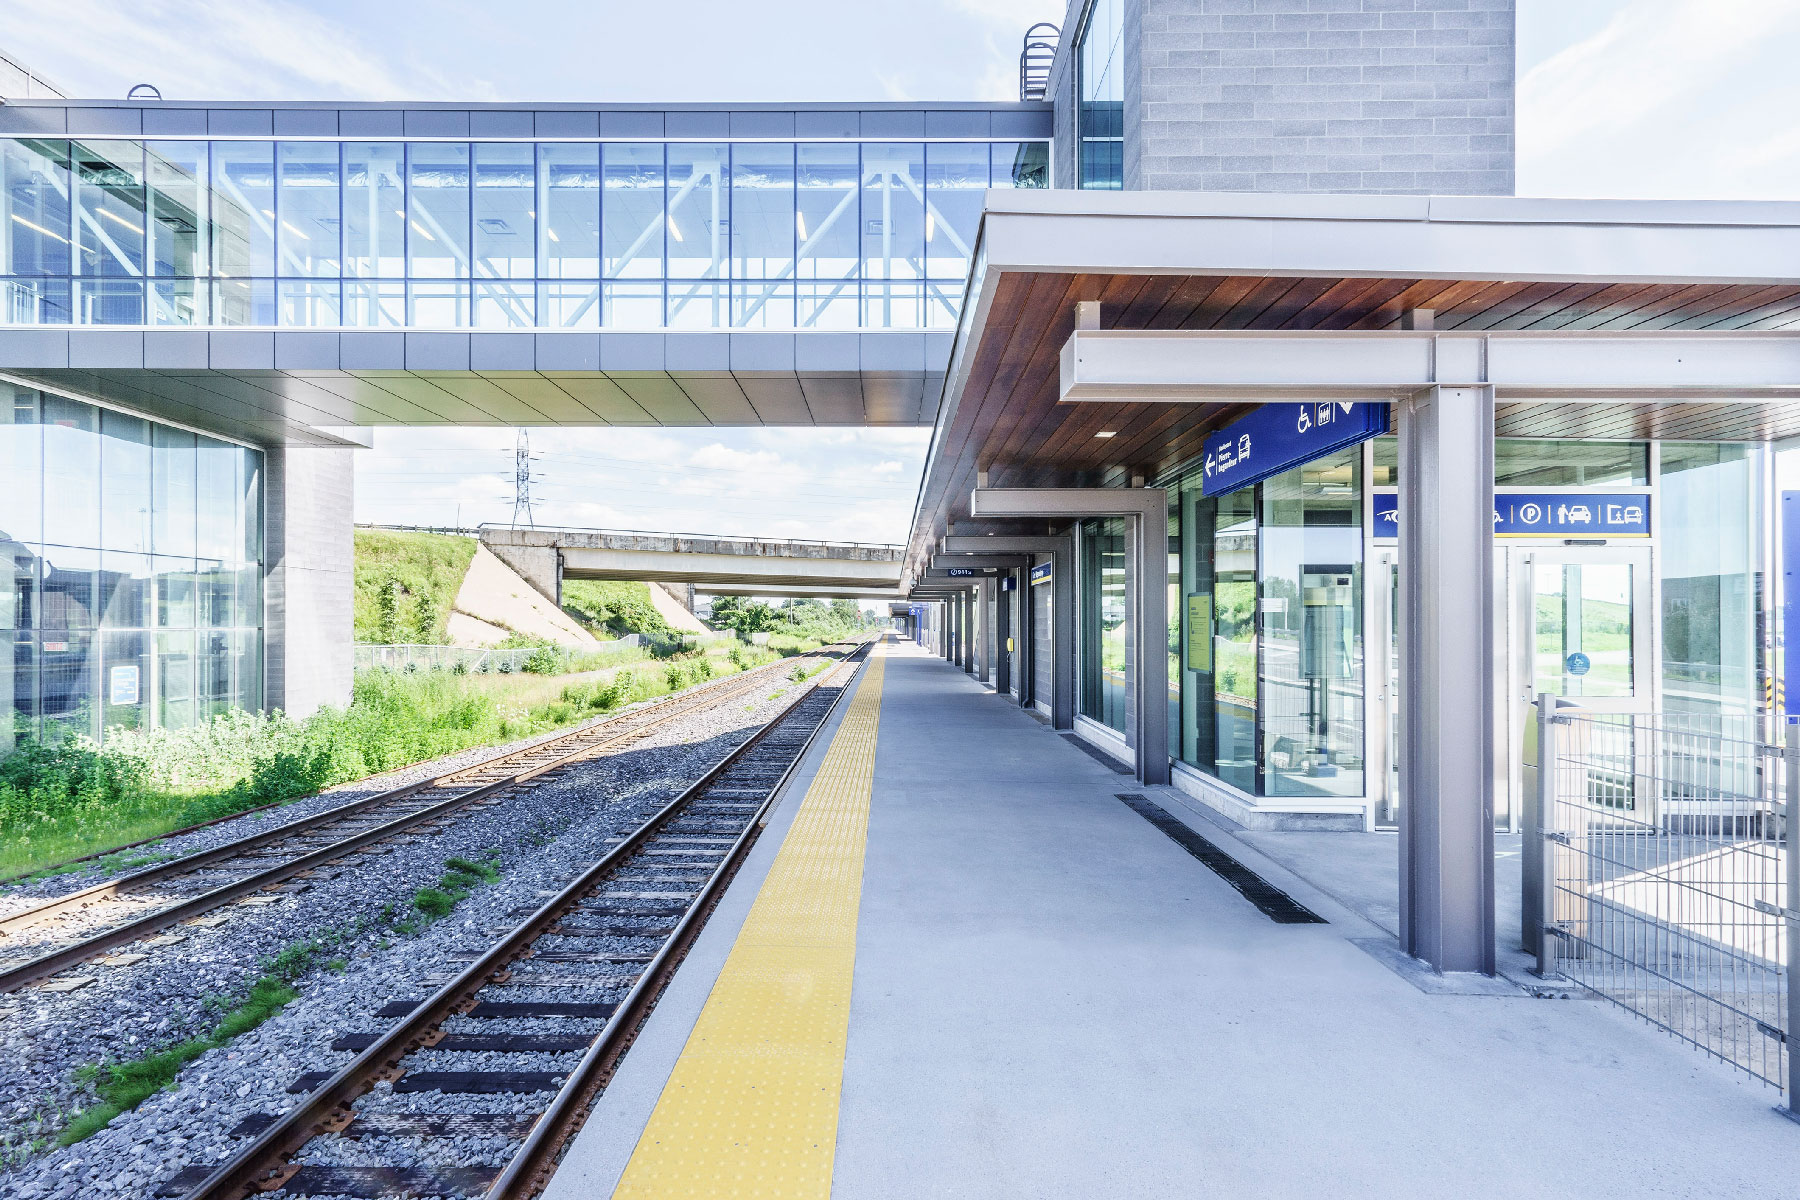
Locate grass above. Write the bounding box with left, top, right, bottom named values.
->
left=399, top=853, right=501, bottom=932
left=353, top=528, right=478, bottom=644
left=0, top=645, right=777, bottom=881
left=560, top=579, right=675, bottom=640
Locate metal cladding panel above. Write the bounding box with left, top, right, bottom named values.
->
left=797, top=375, right=864, bottom=421
left=181, top=370, right=348, bottom=428
left=623, top=373, right=718, bottom=423
left=0, top=105, right=67, bottom=134
left=339, top=332, right=406, bottom=370
left=547, top=374, right=648, bottom=422
left=470, top=110, right=535, bottom=137
left=679, top=373, right=764, bottom=423
left=142, top=109, right=209, bottom=136
left=340, top=108, right=405, bottom=137
left=663, top=334, right=731, bottom=372
left=208, top=331, right=276, bottom=369
left=860, top=109, right=925, bottom=138
left=68, top=331, right=144, bottom=369
left=535, top=334, right=603, bottom=372
left=860, top=374, right=926, bottom=424
left=596, top=334, right=665, bottom=372
left=208, top=109, right=274, bottom=135
left=728, top=334, right=796, bottom=373
left=736, top=376, right=811, bottom=424
left=536, top=110, right=600, bottom=137
left=795, top=110, right=860, bottom=139
left=991, top=108, right=1054, bottom=138
left=665, top=110, right=730, bottom=137
left=417, top=373, right=551, bottom=423
left=0, top=328, right=68, bottom=367
left=143, top=330, right=209, bottom=370
left=925, top=110, right=991, bottom=137
left=477, top=375, right=602, bottom=423
left=276, top=372, right=435, bottom=424
left=469, top=333, right=536, bottom=371
left=68, top=108, right=142, bottom=136
left=272, top=331, right=342, bottom=371
left=729, top=110, right=796, bottom=137
left=273, top=108, right=338, bottom=136
left=404, top=109, right=470, bottom=136
left=404, top=333, right=472, bottom=371
left=348, top=372, right=498, bottom=423
left=794, top=333, right=861, bottom=373
left=599, top=110, right=663, bottom=138
left=221, top=371, right=365, bottom=424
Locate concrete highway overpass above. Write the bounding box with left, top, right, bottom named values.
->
left=479, top=527, right=905, bottom=603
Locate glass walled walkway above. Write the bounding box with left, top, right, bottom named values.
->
left=0, top=137, right=1048, bottom=330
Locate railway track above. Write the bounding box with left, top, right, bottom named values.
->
left=0, top=647, right=851, bottom=995
left=157, top=641, right=872, bottom=1200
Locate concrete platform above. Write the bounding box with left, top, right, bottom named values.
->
left=546, top=640, right=1794, bottom=1200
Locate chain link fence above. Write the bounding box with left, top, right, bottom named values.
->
left=1533, top=701, right=1793, bottom=1096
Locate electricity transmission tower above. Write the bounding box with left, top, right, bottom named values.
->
left=511, top=429, right=537, bottom=529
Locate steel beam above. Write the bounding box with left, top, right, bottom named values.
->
left=1058, top=328, right=1800, bottom=404
left=1398, top=385, right=1497, bottom=976
left=968, top=489, right=1169, bottom=785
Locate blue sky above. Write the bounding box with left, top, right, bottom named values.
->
left=9, top=0, right=1798, bottom=544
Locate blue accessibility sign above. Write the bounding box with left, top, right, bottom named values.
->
left=1564, top=652, right=1591, bottom=676
left=1370, top=492, right=1649, bottom=539
left=1201, top=402, right=1390, bottom=497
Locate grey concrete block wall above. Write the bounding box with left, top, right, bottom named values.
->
left=1052, top=0, right=1514, bottom=195
left=264, top=446, right=355, bottom=718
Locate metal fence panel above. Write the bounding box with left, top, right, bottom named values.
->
left=1540, top=705, right=1791, bottom=1093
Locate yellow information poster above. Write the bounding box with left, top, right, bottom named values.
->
left=1186, top=593, right=1212, bottom=673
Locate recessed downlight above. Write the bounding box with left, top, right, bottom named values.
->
left=1094, top=430, right=1117, bottom=438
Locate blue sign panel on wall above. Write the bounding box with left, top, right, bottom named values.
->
left=1001, top=575, right=1018, bottom=592
left=1029, top=562, right=1053, bottom=586
left=945, top=567, right=978, bottom=577
left=1200, top=402, right=1390, bottom=497
left=1370, top=492, right=1650, bottom=539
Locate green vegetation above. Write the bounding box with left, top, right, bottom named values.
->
left=708, top=597, right=877, bottom=645
left=561, top=579, right=675, bottom=639
left=353, top=529, right=477, bottom=644
left=0, top=645, right=771, bottom=880
left=402, top=853, right=501, bottom=930
left=57, top=926, right=358, bottom=1146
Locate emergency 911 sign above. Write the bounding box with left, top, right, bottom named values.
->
left=1201, top=401, right=1390, bottom=497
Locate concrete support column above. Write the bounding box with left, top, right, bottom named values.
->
left=1398, top=385, right=1497, bottom=975
left=264, top=445, right=355, bottom=718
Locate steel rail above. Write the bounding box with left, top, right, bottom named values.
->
left=0, top=652, right=832, bottom=993
left=177, top=643, right=870, bottom=1200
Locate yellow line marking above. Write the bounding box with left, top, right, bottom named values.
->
left=611, top=645, right=887, bottom=1199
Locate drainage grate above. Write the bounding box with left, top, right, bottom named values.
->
left=1060, top=732, right=1132, bottom=774
left=1117, top=794, right=1327, bottom=924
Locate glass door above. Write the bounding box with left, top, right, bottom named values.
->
left=1372, top=552, right=1400, bottom=828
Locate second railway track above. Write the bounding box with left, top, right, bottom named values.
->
left=0, top=647, right=853, bottom=994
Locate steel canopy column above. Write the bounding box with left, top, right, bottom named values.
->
left=995, top=574, right=1012, bottom=695
left=1398, top=384, right=1497, bottom=976
left=976, top=577, right=993, bottom=684
left=941, top=535, right=1073, bottom=728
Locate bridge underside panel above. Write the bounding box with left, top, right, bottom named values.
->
left=562, top=548, right=901, bottom=592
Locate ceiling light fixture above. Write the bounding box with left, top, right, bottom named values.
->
left=1094, top=431, right=1116, bottom=438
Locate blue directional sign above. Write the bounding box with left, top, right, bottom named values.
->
left=1030, top=562, right=1053, bottom=586
left=1200, top=402, right=1390, bottom=497
left=1370, top=491, right=1649, bottom=539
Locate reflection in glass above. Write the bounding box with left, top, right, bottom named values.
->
left=1076, top=0, right=1125, bottom=188
left=147, top=141, right=207, bottom=280
left=1495, top=438, right=1647, bottom=487
left=2, top=385, right=43, bottom=549
left=210, top=141, right=275, bottom=279
left=1079, top=517, right=1129, bottom=735
left=277, top=141, right=341, bottom=277
left=1533, top=562, right=1635, bottom=699
left=861, top=143, right=924, bottom=283
left=538, top=143, right=599, bottom=280
left=408, top=143, right=470, bottom=278
left=1660, top=443, right=1759, bottom=724
left=153, top=425, right=197, bottom=558
left=99, top=410, right=152, bottom=553
left=602, top=143, right=664, bottom=283
left=731, top=143, right=794, bottom=328
left=343, top=143, right=405, bottom=279
left=42, top=394, right=99, bottom=549
left=1, top=139, right=73, bottom=276
left=73, top=140, right=145, bottom=277
left=156, top=629, right=195, bottom=730
left=796, top=144, right=859, bottom=329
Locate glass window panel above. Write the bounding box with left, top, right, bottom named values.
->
left=2, top=278, right=71, bottom=324
left=40, top=628, right=96, bottom=742
left=153, top=424, right=197, bottom=558
left=235, top=562, right=262, bottom=629
left=241, top=447, right=263, bottom=565
left=732, top=281, right=794, bottom=329
left=2, top=544, right=33, bottom=632
left=233, top=628, right=262, bottom=713
left=1079, top=517, right=1129, bottom=734
left=1190, top=483, right=1259, bottom=792
left=601, top=282, right=661, bottom=327
left=196, top=436, right=240, bottom=561
left=146, top=141, right=207, bottom=277
left=210, top=141, right=275, bottom=279
left=155, top=556, right=196, bottom=628
left=924, top=143, right=983, bottom=281
left=75, top=278, right=145, bottom=324
left=538, top=143, right=599, bottom=280
left=1532, top=562, right=1635, bottom=699
left=1660, top=443, right=1759, bottom=721
left=2, top=138, right=72, bottom=275
left=344, top=280, right=405, bottom=326
left=991, top=141, right=1049, bottom=189
left=41, top=393, right=98, bottom=549
left=1077, top=0, right=1125, bottom=189
left=667, top=144, right=728, bottom=282
left=6, top=632, right=36, bottom=751
left=861, top=143, right=924, bottom=281
left=196, top=560, right=233, bottom=627
left=39, top=546, right=99, bottom=630
left=99, top=409, right=152, bottom=552
left=407, top=142, right=470, bottom=278
left=1370, top=435, right=1397, bottom=485
left=343, top=142, right=405, bottom=278
left=409, top=281, right=469, bottom=326
left=279, top=279, right=340, bottom=326
left=72, top=140, right=146, bottom=277
left=603, top=143, right=665, bottom=281
left=2, top=384, right=42, bottom=548
left=797, top=144, right=858, bottom=283
left=473, top=281, right=534, bottom=327
left=730, top=144, right=794, bottom=281
left=98, top=551, right=151, bottom=628
left=100, top=630, right=148, bottom=732
left=150, top=277, right=207, bottom=325
left=277, top=141, right=341, bottom=277
left=862, top=281, right=924, bottom=329
left=1494, top=438, right=1647, bottom=487
left=796, top=280, right=858, bottom=330
left=472, top=142, right=535, bottom=279
left=198, top=628, right=234, bottom=718
left=539, top=281, right=602, bottom=328
left=155, top=629, right=194, bottom=730
left=211, top=277, right=276, bottom=326
left=1258, top=450, right=1363, bottom=798
left=666, top=281, right=728, bottom=329
left=924, top=278, right=962, bottom=329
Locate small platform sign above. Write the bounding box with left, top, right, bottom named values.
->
left=1029, top=562, right=1052, bottom=586
left=944, top=567, right=978, bottom=577
left=1370, top=492, right=1650, bottom=539
left=1201, top=401, right=1390, bottom=497
left=1564, top=652, right=1591, bottom=677
left=109, top=664, right=140, bottom=705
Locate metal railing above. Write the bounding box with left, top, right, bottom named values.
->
left=1533, top=698, right=1794, bottom=1099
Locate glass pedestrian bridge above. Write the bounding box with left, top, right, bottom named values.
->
left=0, top=137, right=1049, bottom=331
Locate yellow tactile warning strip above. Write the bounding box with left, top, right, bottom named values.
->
left=611, top=642, right=887, bottom=1199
